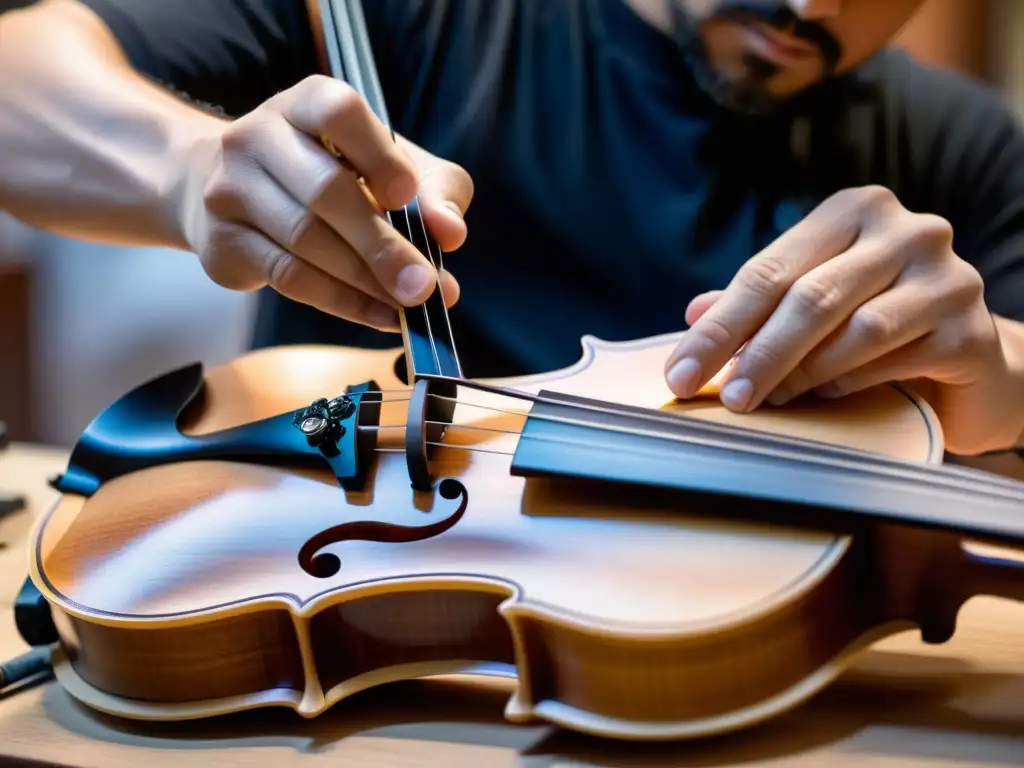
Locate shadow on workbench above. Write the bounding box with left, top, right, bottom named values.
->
left=23, top=649, right=1024, bottom=766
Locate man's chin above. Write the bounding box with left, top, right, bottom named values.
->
left=690, top=65, right=783, bottom=115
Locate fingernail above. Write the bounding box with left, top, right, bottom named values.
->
left=721, top=378, right=754, bottom=412
left=667, top=358, right=702, bottom=398
left=766, top=387, right=791, bottom=407
left=365, top=301, right=400, bottom=330
left=395, top=264, right=434, bottom=303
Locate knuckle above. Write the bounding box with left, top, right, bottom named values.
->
left=904, top=213, right=954, bottom=253
left=849, top=305, right=896, bottom=345
left=365, top=232, right=407, bottom=274
left=265, top=248, right=301, bottom=291
left=219, top=124, right=247, bottom=154
left=324, top=82, right=369, bottom=130
left=854, top=184, right=898, bottom=211
left=695, top=313, right=735, bottom=349
left=306, top=162, right=344, bottom=210
left=789, top=275, right=844, bottom=318
left=201, top=167, right=238, bottom=215
left=220, top=117, right=264, bottom=156
left=283, top=209, right=317, bottom=251
left=941, top=261, right=986, bottom=308
left=957, top=262, right=986, bottom=300
left=300, top=73, right=334, bottom=92
left=351, top=292, right=382, bottom=324
left=738, top=341, right=784, bottom=372
left=736, top=255, right=790, bottom=300
left=288, top=74, right=336, bottom=106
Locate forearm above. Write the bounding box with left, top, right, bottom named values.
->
left=0, top=0, right=223, bottom=249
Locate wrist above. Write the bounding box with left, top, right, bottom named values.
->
left=163, top=108, right=229, bottom=254
left=993, top=315, right=1024, bottom=449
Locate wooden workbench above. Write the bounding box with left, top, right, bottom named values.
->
left=0, top=442, right=1021, bottom=766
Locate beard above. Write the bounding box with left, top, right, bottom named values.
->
left=668, top=0, right=843, bottom=116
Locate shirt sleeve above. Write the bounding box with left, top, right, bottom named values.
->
left=894, top=57, right=1024, bottom=323
left=73, top=0, right=322, bottom=116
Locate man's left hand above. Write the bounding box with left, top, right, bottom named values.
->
left=664, top=185, right=1024, bottom=455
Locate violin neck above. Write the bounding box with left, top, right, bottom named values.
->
left=507, top=388, right=1024, bottom=550
left=316, top=0, right=462, bottom=382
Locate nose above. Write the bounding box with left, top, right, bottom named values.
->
left=786, top=0, right=842, bottom=18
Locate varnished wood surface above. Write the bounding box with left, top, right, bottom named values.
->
left=27, top=336, right=962, bottom=740
left=2, top=444, right=1024, bottom=764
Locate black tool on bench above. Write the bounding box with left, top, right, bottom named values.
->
left=0, top=420, right=53, bottom=692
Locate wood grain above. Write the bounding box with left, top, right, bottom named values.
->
left=2, top=442, right=1024, bottom=765
left=22, top=331, right=1024, bottom=745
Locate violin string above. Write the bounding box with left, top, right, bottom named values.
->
left=363, top=421, right=520, bottom=436
left=347, top=384, right=1024, bottom=491
left=402, top=205, right=443, bottom=376
left=374, top=442, right=514, bottom=457
left=366, top=414, right=1024, bottom=510
left=346, top=388, right=1024, bottom=501
left=424, top=383, right=1024, bottom=498
left=329, top=0, right=457, bottom=377
left=353, top=394, right=529, bottom=419
left=411, top=199, right=463, bottom=378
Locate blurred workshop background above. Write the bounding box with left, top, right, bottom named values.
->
left=0, top=0, right=1020, bottom=447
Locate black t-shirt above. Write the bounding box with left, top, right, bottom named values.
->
left=75, top=0, right=1024, bottom=378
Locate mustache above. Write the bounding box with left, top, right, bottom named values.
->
left=708, top=1, right=843, bottom=74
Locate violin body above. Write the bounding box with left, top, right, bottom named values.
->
left=32, top=330, right=1018, bottom=742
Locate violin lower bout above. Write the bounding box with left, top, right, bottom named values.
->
left=44, top=530, right=914, bottom=741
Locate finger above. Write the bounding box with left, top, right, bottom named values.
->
left=276, top=75, right=418, bottom=210
left=320, top=172, right=440, bottom=305
left=665, top=195, right=864, bottom=399
left=685, top=291, right=724, bottom=326
left=717, top=239, right=905, bottom=412
left=765, top=279, right=939, bottom=405
left=213, top=221, right=401, bottom=330
left=810, top=334, right=935, bottom=400
left=205, top=161, right=395, bottom=306
left=417, top=163, right=475, bottom=253
left=246, top=120, right=438, bottom=306
left=436, top=269, right=461, bottom=308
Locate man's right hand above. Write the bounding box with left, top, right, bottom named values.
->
left=175, top=74, right=474, bottom=331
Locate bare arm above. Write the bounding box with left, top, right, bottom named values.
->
left=0, top=0, right=222, bottom=248
left=0, top=0, right=474, bottom=329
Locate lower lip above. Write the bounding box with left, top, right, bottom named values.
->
left=737, top=23, right=817, bottom=67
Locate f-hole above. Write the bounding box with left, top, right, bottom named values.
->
left=393, top=353, right=409, bottom=385
left=406, top=376, right=457, bottom=491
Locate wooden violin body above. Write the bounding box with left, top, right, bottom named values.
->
left=28, top=331, right=1024, bottom=741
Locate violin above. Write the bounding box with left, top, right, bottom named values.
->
left=23, top=0, right=1024, bottom=743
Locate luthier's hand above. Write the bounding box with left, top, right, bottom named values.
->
left=665, top=185, right=1024, bottom=455
left=175, top=74, right=473, bottom=330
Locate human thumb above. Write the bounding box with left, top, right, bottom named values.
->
left=416, top=160, right=474, bottom=253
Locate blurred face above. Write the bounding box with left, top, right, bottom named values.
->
left=663, top=0, right=927, bottom=113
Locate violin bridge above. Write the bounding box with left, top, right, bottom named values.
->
left=404, top=376, right=457, bottom=492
